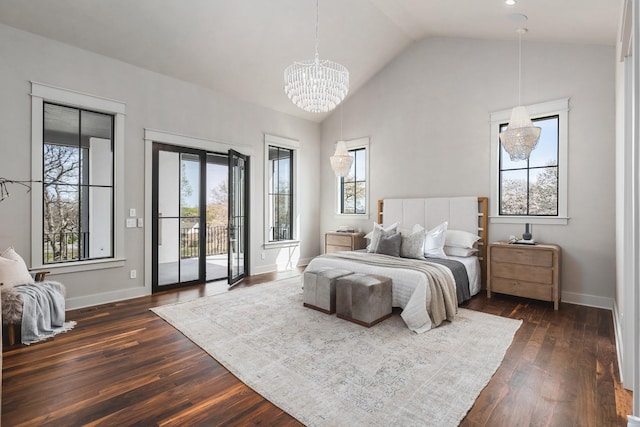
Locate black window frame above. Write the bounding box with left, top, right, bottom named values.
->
left=42, top=102, right=115, bottom=264
left=498, top=114, right=560, bottom=217
left=340, top=147, right=366, bottom=215
left=268, top=145, right=293, bottom=242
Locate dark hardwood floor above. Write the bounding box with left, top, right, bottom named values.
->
left=2, top=270, right=632, bottom=426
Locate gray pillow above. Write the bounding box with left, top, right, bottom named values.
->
left=374, top=232, right=401, bottom=257
left=367, top=223, right=398, bottom=252
left=401, top=229, right=426, bottom=260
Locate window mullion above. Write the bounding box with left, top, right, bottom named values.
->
left=77, top=108, right=82, bottom=261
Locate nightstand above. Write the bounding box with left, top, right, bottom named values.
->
left=487, top=242, right=561, bottom=310
left=324, top=232, right=366, bottom=254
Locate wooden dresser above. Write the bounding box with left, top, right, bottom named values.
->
left=324, top=232, right=366, bottom=254
left=487, top=242, right=561, bottom=310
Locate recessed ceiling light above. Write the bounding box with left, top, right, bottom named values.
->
left=505, top=0, right=516, bottom=5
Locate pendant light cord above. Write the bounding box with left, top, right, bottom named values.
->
left=340, top=104, right=344, bottom=140
left=314, top=0, right=320, bottom=62
left=518, top=30, right=522, bottom=106
left=516, top=28, right=527, bottom=106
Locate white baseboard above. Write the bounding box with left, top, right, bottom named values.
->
left=561, top=291, right=613, bottom=310
left=251, top=263, right=278, bottom=275
left=66, top=286, right=149, bottom=310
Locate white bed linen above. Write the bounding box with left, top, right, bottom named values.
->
left=305, top=254, right=478, bottom=333
left=445, top=254, right=481, bottom=296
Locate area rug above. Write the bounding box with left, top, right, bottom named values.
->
left=151, top=277, right=522, bottom=427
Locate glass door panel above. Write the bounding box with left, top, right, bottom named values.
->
left=153, top=144, right=245, bottom=292
left=228, top=150, right=248, bottom=286
left=156, top=150, right=180, bottom=287
left=157, top=217, right=179, bottom=285
left=179, top=153, right=201, bottom=283
left=206, top=154, right=229, bottom=281
left=153, top=145, right=204, bottom=292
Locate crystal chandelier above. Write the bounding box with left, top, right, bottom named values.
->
left=284, top=0, right=349, bottom=113
left=499, top=28, right=541, bottom=161
left=330, top=141, right=353, bottom=177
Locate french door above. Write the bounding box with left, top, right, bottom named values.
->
left=228, top=150, right=249, bottom=286
left=152, top=143, right=249, bottom=292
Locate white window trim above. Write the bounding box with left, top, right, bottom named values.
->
left=30, top=82, right=126, bottom=272
left=335, top=136, right=370, bottom=219
left=489, top=98, right=569, bottom=225
left=263, top=134, right=299, bottom=248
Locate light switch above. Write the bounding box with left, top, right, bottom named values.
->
left=137, top=218, right=144, bottom=227
left=126, top=218, right=136, bottom=228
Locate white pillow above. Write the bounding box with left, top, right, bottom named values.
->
left=424, top=222, right=448, bottom=258
left=366, top=222, right=399, bottom=252
left=444, top=246, right=478, bottom=257
left=0, top=247, right=35, bottom=288
left=445, top=229, right=481, bottom=249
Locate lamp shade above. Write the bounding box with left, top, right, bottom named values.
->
left=499, top=106, right=542, bottom=161
left=330, top=141, right=353, bottom=177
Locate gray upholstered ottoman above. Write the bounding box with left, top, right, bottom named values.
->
left=303, top=267, right=352, bottom=314
left=336, top=273, right=392, bottom=327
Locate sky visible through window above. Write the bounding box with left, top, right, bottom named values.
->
left=500, top=116, right=559, bottom=216
left=182, top=161, right=228, bottom=208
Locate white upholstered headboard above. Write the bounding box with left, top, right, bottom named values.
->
left=377, top=196, right=489, bottom=286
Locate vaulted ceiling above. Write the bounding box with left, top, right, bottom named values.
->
left=0, top=0, right=621, bottom=122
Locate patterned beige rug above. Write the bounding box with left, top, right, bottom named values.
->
left=152, top=276, right=522, bottom=427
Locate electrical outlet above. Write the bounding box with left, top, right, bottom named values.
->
left=129, top=208, right=136, bottom=217
left=261, top=252, right=266, bottom=260
left=130, top=269, right=137, bottom=279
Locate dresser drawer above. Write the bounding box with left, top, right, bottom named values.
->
left=491, top=263, right=553, bottom=285
left=326, top=244, right=350, bottom=254
left=491, top=277, right=553, bottom=301
left=326, top=234, right=353, bottom=247
left=487, top=242, right=561, bottom=310
left=490, top=246, right=553, bottom=267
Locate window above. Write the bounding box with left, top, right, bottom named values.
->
left=499, top=116, right=559, bottom=216
left=268, top=146, right=293, bottom=241
left=337, top=137, right=369, bottom=216
left=264, top=134, right=298, bottom=245
left=490, top=98, right=568, bottom=224
left=43, top=103, right=114, bottom=263
left=31, top=83, right=125, bottom=271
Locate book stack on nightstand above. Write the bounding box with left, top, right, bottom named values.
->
left=487, top=242, right=561, bottom=310
left=324, top=232, right=366, bottom=254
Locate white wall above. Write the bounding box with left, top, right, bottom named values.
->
left=320, top=37, right=616, bottom=307
left=0, top=24, right=321, bottom=308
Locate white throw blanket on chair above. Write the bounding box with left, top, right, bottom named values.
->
left=15, top=281, right=75, bottom=345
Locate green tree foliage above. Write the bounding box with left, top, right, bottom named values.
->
left=207, top=179, right=228, bottom=226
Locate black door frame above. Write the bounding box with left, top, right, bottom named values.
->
left=228, top=149, right=250, bottom=286
left=152, top=143, right=251, bottom=292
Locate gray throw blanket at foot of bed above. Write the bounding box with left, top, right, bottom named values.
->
left=15, top=281, right=74, bottom=345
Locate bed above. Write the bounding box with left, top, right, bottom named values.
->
left=305, top=196, right=488, bottom=333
